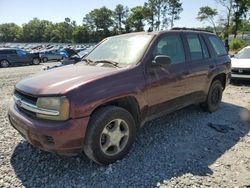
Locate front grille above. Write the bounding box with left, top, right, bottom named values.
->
left=14, top=89, right=38, bottom=118
left=14, top=89, right=37, bottom=104
left=232, top=68, right=250, bottom=75
left=17, top=105, right=36, bottom=118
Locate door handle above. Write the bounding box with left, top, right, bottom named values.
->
left=182, top=71, right=189, bottom=75
left=209, top=64, right=215, bottom=69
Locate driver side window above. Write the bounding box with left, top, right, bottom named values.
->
left=153, top=35, right=185, bottom=64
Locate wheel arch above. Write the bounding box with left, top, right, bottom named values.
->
left=89, top=96, right=141, bottom=128
left=211, top=73, right=226, bottom=90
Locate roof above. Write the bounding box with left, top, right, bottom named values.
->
left=0, top=48, right=17, bottom=51
left=110, top=28, right=216, bottom=39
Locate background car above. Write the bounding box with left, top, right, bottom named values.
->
left=39, top=50, right=65, bottom=62
left=0, top=48, right=41, bottom=68
left=231, top=46, right=250, bottom=80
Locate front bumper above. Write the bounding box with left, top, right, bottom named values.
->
left=231, top=73, right=250, bottom=80
left=8, top=102, right=89, bottom=156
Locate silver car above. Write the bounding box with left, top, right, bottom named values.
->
left=40, top=50, right=64, bottom=62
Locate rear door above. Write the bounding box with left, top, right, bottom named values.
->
left=16, top=50, right=30, bottom=64
left=184, top=33, right=215, bottom=101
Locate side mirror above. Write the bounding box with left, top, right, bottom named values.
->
left=152, top=55, right=171, bottom=67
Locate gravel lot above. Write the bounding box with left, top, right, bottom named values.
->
left=0, top=63, right=249, bottom=188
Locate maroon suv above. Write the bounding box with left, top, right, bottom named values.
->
left=8, top=28, right=231, bottom=164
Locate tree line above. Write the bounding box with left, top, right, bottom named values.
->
left=0, top=0, right=249, bottom=44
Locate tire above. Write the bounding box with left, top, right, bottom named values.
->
left=201, top=80, right=223, bottom=113
left=42, top=57, right=48, bottom=62
left=84, top=106, right=136, bottom=165
left=0, top=60, right=10, bottom=68
left=32, top=58, right=40, bottom=65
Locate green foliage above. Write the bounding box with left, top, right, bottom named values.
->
left=83, top=6, right=114, bottom=41
left=229, top=38, right=247, bottom=50
left=114, top=4, right=129, bottom=33
left=0, top=23, right=22, bottom=42
left=197, top=6, right=218, bottom=34
left=0, top=1, right=248, bottom=44
left=127, top=6, right=148, bottom=32
left=232, top=0, right=250, bottom=38
left=167, top=0, right=183, bottom=28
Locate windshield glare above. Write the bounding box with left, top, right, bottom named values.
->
left=236, top=47, right=250, bottom=59
left=86, top=34, right=153, bottom=65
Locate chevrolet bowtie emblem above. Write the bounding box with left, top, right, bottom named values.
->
left=16, top=99, right=22, bottom=107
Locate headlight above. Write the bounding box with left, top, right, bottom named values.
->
left=36, top=96, right=69, bottom=121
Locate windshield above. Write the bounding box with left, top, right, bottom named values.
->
left=86, top=34, right=154, bottom=65
left=236, top=47, right=250, bottom=59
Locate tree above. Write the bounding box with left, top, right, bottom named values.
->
left=197, top=6, right=218, bottom=34
left=72, top=26, right=90, bottom=43
left=114, top=4, right=129, bottom=33
left=22, top=18, right=54, bottom=42
left=0, top=23, right=22, bottom=42
left=127, top=6, right=148, bottom=32
left=167, top=0, right=183, bottom=28
left=83, top=6, right=114, bottom=41
left=232, top=0, right=250, bottom=38
left=144, top=0, right=169, bottom=31
left=215, top=0, right=234, bottom=39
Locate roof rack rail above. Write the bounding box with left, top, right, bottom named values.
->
left=171, top=27, right=214, bottom=33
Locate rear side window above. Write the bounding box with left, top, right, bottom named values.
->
left=187, top=34, right=203, bottom=61
left=0, top=50, right=15, bottom=54
left=200, top=37, right=210, bottom=59
left=208, top=36, right=227, bottom=56
left=153, top=34, right=185, bottom=64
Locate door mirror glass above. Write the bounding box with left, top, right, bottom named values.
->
left=152, top=55, right=171, bottom=67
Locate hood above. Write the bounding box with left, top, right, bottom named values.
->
left=231, top=58, right=250, bottom=69
left=16, top=64, right=120, bottom=95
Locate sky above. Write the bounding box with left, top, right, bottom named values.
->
left=0, top=0, right=223, bottom=28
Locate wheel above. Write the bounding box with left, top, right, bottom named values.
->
left=42, top=57, right=48, bottom=62
left=0, top=60, right=10, bottom=68
left=200, top=80, right=223, bottom=113
left=84, top=106, right=136, bottom=164
left=32, top=58, right=40, bottom=65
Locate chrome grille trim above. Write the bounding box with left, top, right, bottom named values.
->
left=14, top=95, right=59, bottom=116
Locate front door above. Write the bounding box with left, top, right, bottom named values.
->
left=15, top=50, right=30, bottom=64
left=145, top=33, right=191, bottom=118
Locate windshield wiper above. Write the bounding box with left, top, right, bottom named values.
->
left=94, top=60, right=120, bottom=68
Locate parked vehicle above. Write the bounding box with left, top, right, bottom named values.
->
left=8, top=28, right=231, bottom=164
left=59, top=48, right=81, bottom=64
left=40, top=50, right=65, bottom=62
left=231, top=46, right=250, bottom=80
left=0, top=48, right=40, bottom=67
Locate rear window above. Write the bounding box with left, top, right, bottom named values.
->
left=208, top=36, right=227, bottom=56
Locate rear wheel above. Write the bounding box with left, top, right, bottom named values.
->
left=42, top=57, right=48, bottom=62
left=201, top=80, right=223, bottom=113
left=84, top=106, right=136, bottom=164
left=0, top=60, right=10, bottom=68
left=32, top=58, right=40, bottom=65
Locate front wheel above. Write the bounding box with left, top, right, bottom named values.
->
left=0, top=60, right=10, bottom=68
left=32, top=58, right=40, bottom=65
left=200, top=80, right=223, bottom=113
left=84, top=106, right=136, bottom=165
